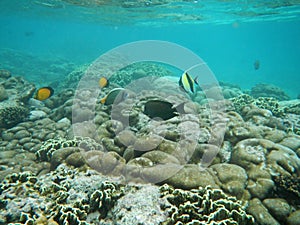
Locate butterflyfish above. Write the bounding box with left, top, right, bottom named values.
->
left=100, top=88, right=128, bottom=105
left=34, top=87, right=54, bottom=101
left=99, top=77, right=109, bottom=88
left=179, top=72, right=199, bottom=94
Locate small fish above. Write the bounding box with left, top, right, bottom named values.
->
left=100, top=88, right=128, bottom=105
left=99, top=77, right=109, bottom=88
left=144, top=100, right=185, bottom=120
left=179, top=72, right=199, bottom=93
left=34, top=87, right=54, bottom=101
left=254, top=60, right=260, bottom=70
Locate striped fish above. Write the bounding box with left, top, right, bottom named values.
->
left=179, top=72, right=199, bottom=93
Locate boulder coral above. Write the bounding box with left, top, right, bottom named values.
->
left=231, top=138, right=300, bottom=199
left=1, top=117, right=70, bottom=154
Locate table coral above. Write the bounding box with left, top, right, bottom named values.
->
left=159, top=184, right=255, bottom=225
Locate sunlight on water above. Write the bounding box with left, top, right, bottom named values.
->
left=1, top=0, right=300, bottom=25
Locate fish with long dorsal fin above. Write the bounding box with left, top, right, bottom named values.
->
left=179, top=72, right=199, bottom=94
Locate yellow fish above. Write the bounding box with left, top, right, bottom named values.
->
left=34, top=87, right=54, bottom=101
left=99, top=77, right=109, bottom=88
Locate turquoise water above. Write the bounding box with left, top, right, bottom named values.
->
left=0, top=0, right=300, bottom=97
left=1, top=2, right=300, bottom=225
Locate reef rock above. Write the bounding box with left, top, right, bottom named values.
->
left=248, top=198, right=280, bottom=225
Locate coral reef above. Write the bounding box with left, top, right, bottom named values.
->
left=231, top=138, right=300, bottom=199
left=57, top=65, right=88, bottom=91
left=0, top=49, right=76, bottom=87
left=0, top=165, right=125, bottom=225
left=247, top=198, right=280, bottom=225
left=272, top=173, right=300, bottom=206
left=1, top=64, right=300, bottom=225
left=109, top=62, right=172, bottom=87
left=159, top=183, right=255, bottom=225
left=0, top=69, right=11, bottom=79
left=1, top=118, right=70, bottom=153
left=36, top=136, right=103, bottom=171
left=0, top=84, right=8, bottom=101
left=0, top=103, right=29, bottom=128
left=0, top=75, right=36, bottom=129
left=220, top=82, right=243, bottom=99
left=231, top=94, right=285, bottom=117
left=250, top=83, right=290, bottom=101
left=280, top=99, right=300, bottom=115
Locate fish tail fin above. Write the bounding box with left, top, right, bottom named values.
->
left=100, top=96, right=107, bottom=104
left=194, top=76, right=199, bottom=86
left=173, top=102, right=186, bottom=115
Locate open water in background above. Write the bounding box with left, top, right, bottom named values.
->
left=0, top=0, right=299, bottom=97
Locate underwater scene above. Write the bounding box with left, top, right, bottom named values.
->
left=0, top=0, right=300, bottom=225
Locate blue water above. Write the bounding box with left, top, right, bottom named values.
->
left=0, top=1, right=300, bottom=97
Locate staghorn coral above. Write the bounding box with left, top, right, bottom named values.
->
left=159, top=183, right=255, bottom=225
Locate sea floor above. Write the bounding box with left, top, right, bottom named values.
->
left=0, top=57, right=300, bottom=225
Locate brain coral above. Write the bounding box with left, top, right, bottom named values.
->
left=159, top=184, right=255, bottom=225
